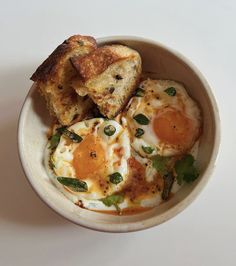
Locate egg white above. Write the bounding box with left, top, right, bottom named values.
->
left=45, top=79, right=202, bottom=212
left=125, top=79, right=201, bottom=157
left=130, top=139, right=200, bottom=208
left=45, top=118, right=131, bottom=211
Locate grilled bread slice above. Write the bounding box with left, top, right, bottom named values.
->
left=71, top=44, right=142, bottom=118
left=30, top=35, right=97, bottom=125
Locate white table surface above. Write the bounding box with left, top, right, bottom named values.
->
left=0, top=1, right=235, bottom=265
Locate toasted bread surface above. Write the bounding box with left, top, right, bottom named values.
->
left=71, top=45, right=142, bottom=118
left=31, top=35, right=96, bottom=125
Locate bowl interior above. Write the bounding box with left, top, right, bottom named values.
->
left=18, top=37, right=219, bottom=232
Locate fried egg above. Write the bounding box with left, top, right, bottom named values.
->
left=45, top=118, right=131, bottom=211
left=124, top=79, right=201, bottom=157
left=128, top=139, right=200, bottom=207
left=45, top=80, right=202, bottom=213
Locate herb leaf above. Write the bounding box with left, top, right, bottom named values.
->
left=63, top=129, right=83, bottom=143
left=162, top=172, right=174, bottom=200
left=142, top=146, right=154, bottom=154
left=49, top=133, right=61, bottom=150
left=164, top=87, right=176, bottom=96
left=174, top=154, right=199, bottom=185
left=133, top=114, right=150, bottom=125
left=104, top=125, right=116, bottom=136
left=135, top=128, right=144, bottom=138
left=152, top=155, right=170, bottom=176
left=57, top=177, right=88, bottom=192
left=49, top=126, right=67, bottom=150
left=56, top=126, right=67, bottom=134
left=135, top=88, right=145, bottom=97
left=49, top=126, right=82, bottom=150
left=109, top=172, right=123, bottom=184
left=99, top=194, right=124, bottom=212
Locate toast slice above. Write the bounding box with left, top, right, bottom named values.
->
left=30, top=35, right=97, bottom=125
left=71, top=44, right=142, bottom=118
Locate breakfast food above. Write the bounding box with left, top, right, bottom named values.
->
left=31, top=35, right=97, bottom=125
left=32, top=35, right=202, bottom=215
left=46, top=118, right=131, bottom=210
left=125, top=79, right=201, bottom=157
left=71, top=45, right=142, bottom=118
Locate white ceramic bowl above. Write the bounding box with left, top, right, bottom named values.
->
left=18, top=36, right=220, bottom=232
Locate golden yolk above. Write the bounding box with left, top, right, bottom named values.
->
left=153, top=108, right=196, bottom=148
left=73, top=135, right=106, bottom=180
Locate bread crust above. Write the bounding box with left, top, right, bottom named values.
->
left=30, top=35, right=97, bottom=125
left=31, top=35, right=96, bottom=83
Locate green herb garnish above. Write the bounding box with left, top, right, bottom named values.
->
left=49, top=133, right=61, bottom=150
left=57, top=177, right=88, bottom=192
left=63, top=129, right=83, bottom=143
left=104, top=125, right=116, bottom=136
left=49, top=126, right=67, bottom=150
left=151, top=155, right=170, bottom=176
left=164, top=87, right=176, bottom=96
left=56, top=126, right=67, bottom=134
left=174, top=154, right=199, bottom=185
left=109, top=172, right=123, bottom=184
left=162, top=172, right=174, bottom=200
left=135, top=88, right=145, bottom=97
left=99, top=194, right=124, bottom=213
left=133, top=114, right=150, bottom=125
left=142, top=146, right=154, bottom=154
left=56, top=126, right=83, bottom=143
left=135, top=128, right=144, bottom=138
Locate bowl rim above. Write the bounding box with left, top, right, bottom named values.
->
left=17, top=35, right=221, bottom=233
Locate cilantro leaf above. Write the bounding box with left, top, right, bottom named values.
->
left=151, top=155, right=170, bottom=176
left=99, top=194, right=124, bottom=213
left=174, top=154, right=199, bottom=185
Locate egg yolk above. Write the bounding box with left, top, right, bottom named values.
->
left=153, top=108, right=196, bottom=148
left=73, top=135, right=106, bottom=180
